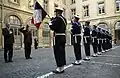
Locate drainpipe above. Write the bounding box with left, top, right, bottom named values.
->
left=1, top=0, right=4, bottom=49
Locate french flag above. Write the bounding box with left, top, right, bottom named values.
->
left=31, top=1, right=47, bottom=29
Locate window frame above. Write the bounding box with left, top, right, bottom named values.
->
left=71, top=8, right=76, bottom=18
left=28, top=0, right=35, bottom=10
left=43, top=0, right=48, bottom=12
left=83, top=5, right=89, bottom=17
left=98, top=2, right=105, bottom=15
left=116, top=0, right=120, bottom=12
left=71, top=0, right=75, bottom=4
left=8, top=15, right=21, bottom=26
left=8, top=0, right=20, bottom=5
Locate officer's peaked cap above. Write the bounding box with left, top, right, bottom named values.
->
left=54, top=7, right=63, bottom=12
left=74, top=15, right=80, bottom=19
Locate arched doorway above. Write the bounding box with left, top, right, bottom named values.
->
left=115, top=21, right=120, bottom=44
left=42, top=22, right=50, bottom=47
left=97, top=22, right=109, bottom=30
left=6, top=15, right=22, bottom=48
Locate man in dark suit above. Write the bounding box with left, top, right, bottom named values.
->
left=49, top=7, right=67, bottom=74
left=19, top=25, right=32, bottom=59
left=2, top=23, right=14, bottom=63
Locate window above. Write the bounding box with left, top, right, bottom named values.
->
left=71, top=9, right=76, bottom=17
left=31, top=29, right=37, bottom=36
left=44, top=0, right=48, bottom=12
left=98, top=23, right=108, bottom=30
left=116, top=0, right=120, bottom=11
left=118, top=30, right=120, bottom=39
left=98, top=2, right=105, bottom=14
left=83, top=0, right=87, bottom=2
left=83, top=5, right=89, bottom=17
left=14, top=28, right=17, bottom=35
left=28, top=0, right=34, bottom=9
left=8, top=16, right=21, bottom=25
left=9, top=0, right=19, bottom=4
left=42, top=30, right=49, bottom=37
left=42, top=24, right=50, bottom=37
left=115, top=21, right=120, bottom=30
left=71, top=0, right=75, bottom=4
left=12, top=28, right=21, bottom=36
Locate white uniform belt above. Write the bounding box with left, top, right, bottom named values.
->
left=98, top=38, right=102, bottom=44
left=92, top=37, right=97, bottom=38
left=55, top=33, right=65, bottom=36
left=98, top=38, right=101, bottom=40
left=92, top=37, right=97, bottom=43
left=84, top=36, right=90, bottom=38
left=73, top=34, right=81, bottom=36
left=73, top=34, right=81, bottom=44
left=102, top=39, right=106, bottom=40
left=84, top=36, right=90, bottom=43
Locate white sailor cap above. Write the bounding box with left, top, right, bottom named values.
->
left=74, top=15, right=80, bottom=19
left=54, top=7, right=63, bottom=12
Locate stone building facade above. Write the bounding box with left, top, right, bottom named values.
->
left=0, top=0, right=65, bottom=49
left=1, top=0, right=120, bottom=49
left=64, top=0, right=120, bottom=45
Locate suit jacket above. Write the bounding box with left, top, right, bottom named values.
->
left=2, top=28, right=14, bottom=45
left=19, top=27, right=32, bottom=45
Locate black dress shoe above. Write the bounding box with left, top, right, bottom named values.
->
left=26, top=57, right=29, bottom=59
left=5, top=61, right=9, bottom=63
left=28, top=57, right=32, bottom=59
left=8, top=60, right=13, bottom=62
left=52, top=70, right=64, bottom=74
left=72, top=63, right=81, bottom=65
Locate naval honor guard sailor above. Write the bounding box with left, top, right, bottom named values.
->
left=49, top=7, right=67, bottom=74
left=71, top=15, right=82, bottom=65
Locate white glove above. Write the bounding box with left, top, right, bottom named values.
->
left=9, top=31, right=12, bottom=34
left=82, top=29, right=84, bottom=33
left=49, top=21, right=52, bottom=25
left=90, top=31, right=92, bottom=34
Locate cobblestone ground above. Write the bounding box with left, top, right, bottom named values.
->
left=0, top=45, right=120, bottom=78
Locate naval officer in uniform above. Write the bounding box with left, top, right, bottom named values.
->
left=49, top=7, right=67, bottom=74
